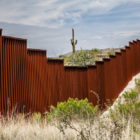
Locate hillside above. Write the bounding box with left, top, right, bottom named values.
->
left=58, top=48, right=120, bottom=66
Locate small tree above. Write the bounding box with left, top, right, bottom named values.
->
left=71, top=28, right=77, bottom=53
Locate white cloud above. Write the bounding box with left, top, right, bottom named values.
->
left=0, top=0, right=140, bottom=28
left=114, top=31, right=140, bottom=38
left=0, top=0, right=140, bottom=56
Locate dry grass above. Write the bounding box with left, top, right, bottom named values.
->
left=0, top=112, right=139, bottom=140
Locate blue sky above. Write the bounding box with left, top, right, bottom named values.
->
left=0, top=0, right=140, bottom=56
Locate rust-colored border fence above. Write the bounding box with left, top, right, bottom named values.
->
left=0, top=28, right=140, bottom=114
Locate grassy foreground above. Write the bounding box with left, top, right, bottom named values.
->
left=0, top=78, right=140, bottom=140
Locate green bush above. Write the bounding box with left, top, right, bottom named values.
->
left=59, top=55, right=66, bottom=58
left=117, top=102, right=140, bottom=118
left=46, top=98, right=98, bottom=121
left=135, top=78, right=140, bottom=92
left=107, top=51, right=115, bottom=56
left=109, top=89, right=140, bottom=137
left=46, top=98, right=98, bottom=140
left=63, top=49, right=102, bottom=66
left=111, top=90, right=139, bottom=119
left=123, top=90, right=138, bottom=103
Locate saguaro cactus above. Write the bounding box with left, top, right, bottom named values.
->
left=71, top=28, right=77, bottom=53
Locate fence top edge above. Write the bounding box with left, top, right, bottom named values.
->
left=87, top=64, right=96, bottom=68
left=28, top=48, right=46, bottom=53
left=0, top=29, right=2, bottom=35
left=129, top=41, right=133, bottom=44
left=115, top=51, right=121, bottom=55
left=103, top=57, right=110, bottom=62
left=121, top=48, right=126, bottom=52
left=2, top=36, right=27, bottom=41
left=47, top=58, right=64, bottom=63
left=109, top=54, right=116, bottom=58
left=64, top=65, right=88, bottom=70
left=136, top=39, right=140, bottom=42
left=95, top=60, right=104, bottom=64
left=133, top=40, right=137, bottom=43
left=125, top=45, right=130, bottom=49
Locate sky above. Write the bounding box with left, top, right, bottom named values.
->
left=0, top=0, right=140, bottom=57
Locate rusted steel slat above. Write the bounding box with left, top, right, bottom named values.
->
left=87, top=65, right=97, bottom=105
left=96, top=61, right=105, bottom=108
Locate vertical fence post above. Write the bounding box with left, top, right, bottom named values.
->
left=120, top=49, right=127, bottom=88
left=137, top=40, right=140, bottom=72
left=103, top=58, right=111, bottom=104
left=125, top=46, right=131, bottom=81
left=96, top=60, right=105, bottom=108
left=135, top=41, right=139, bottom=74
left=87, top=65, right=97, bottom=105
left=115, top=52, right=123, bottom=95
left=0, top=29, right=2, bottom=113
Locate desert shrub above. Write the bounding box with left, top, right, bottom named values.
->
left=46, top=98, right=98, bottom=140
left=123, top=90, right=138, bottom=103
left=63, top=49, right=102, bottom=66
left=135, top=78, right=140, bottom=92
left=109, top=89, right=140, bottom=139
left=66, top=50, right=94, bottom=66
left=110, top=90, right=139, bottom=119
left=107, top=51, right=115, bottom=56
left=116, top=102, right=140, bottom=119
left=59, top=55, right=66, bottom=58
left=47, top=98, right=98, bottom=121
